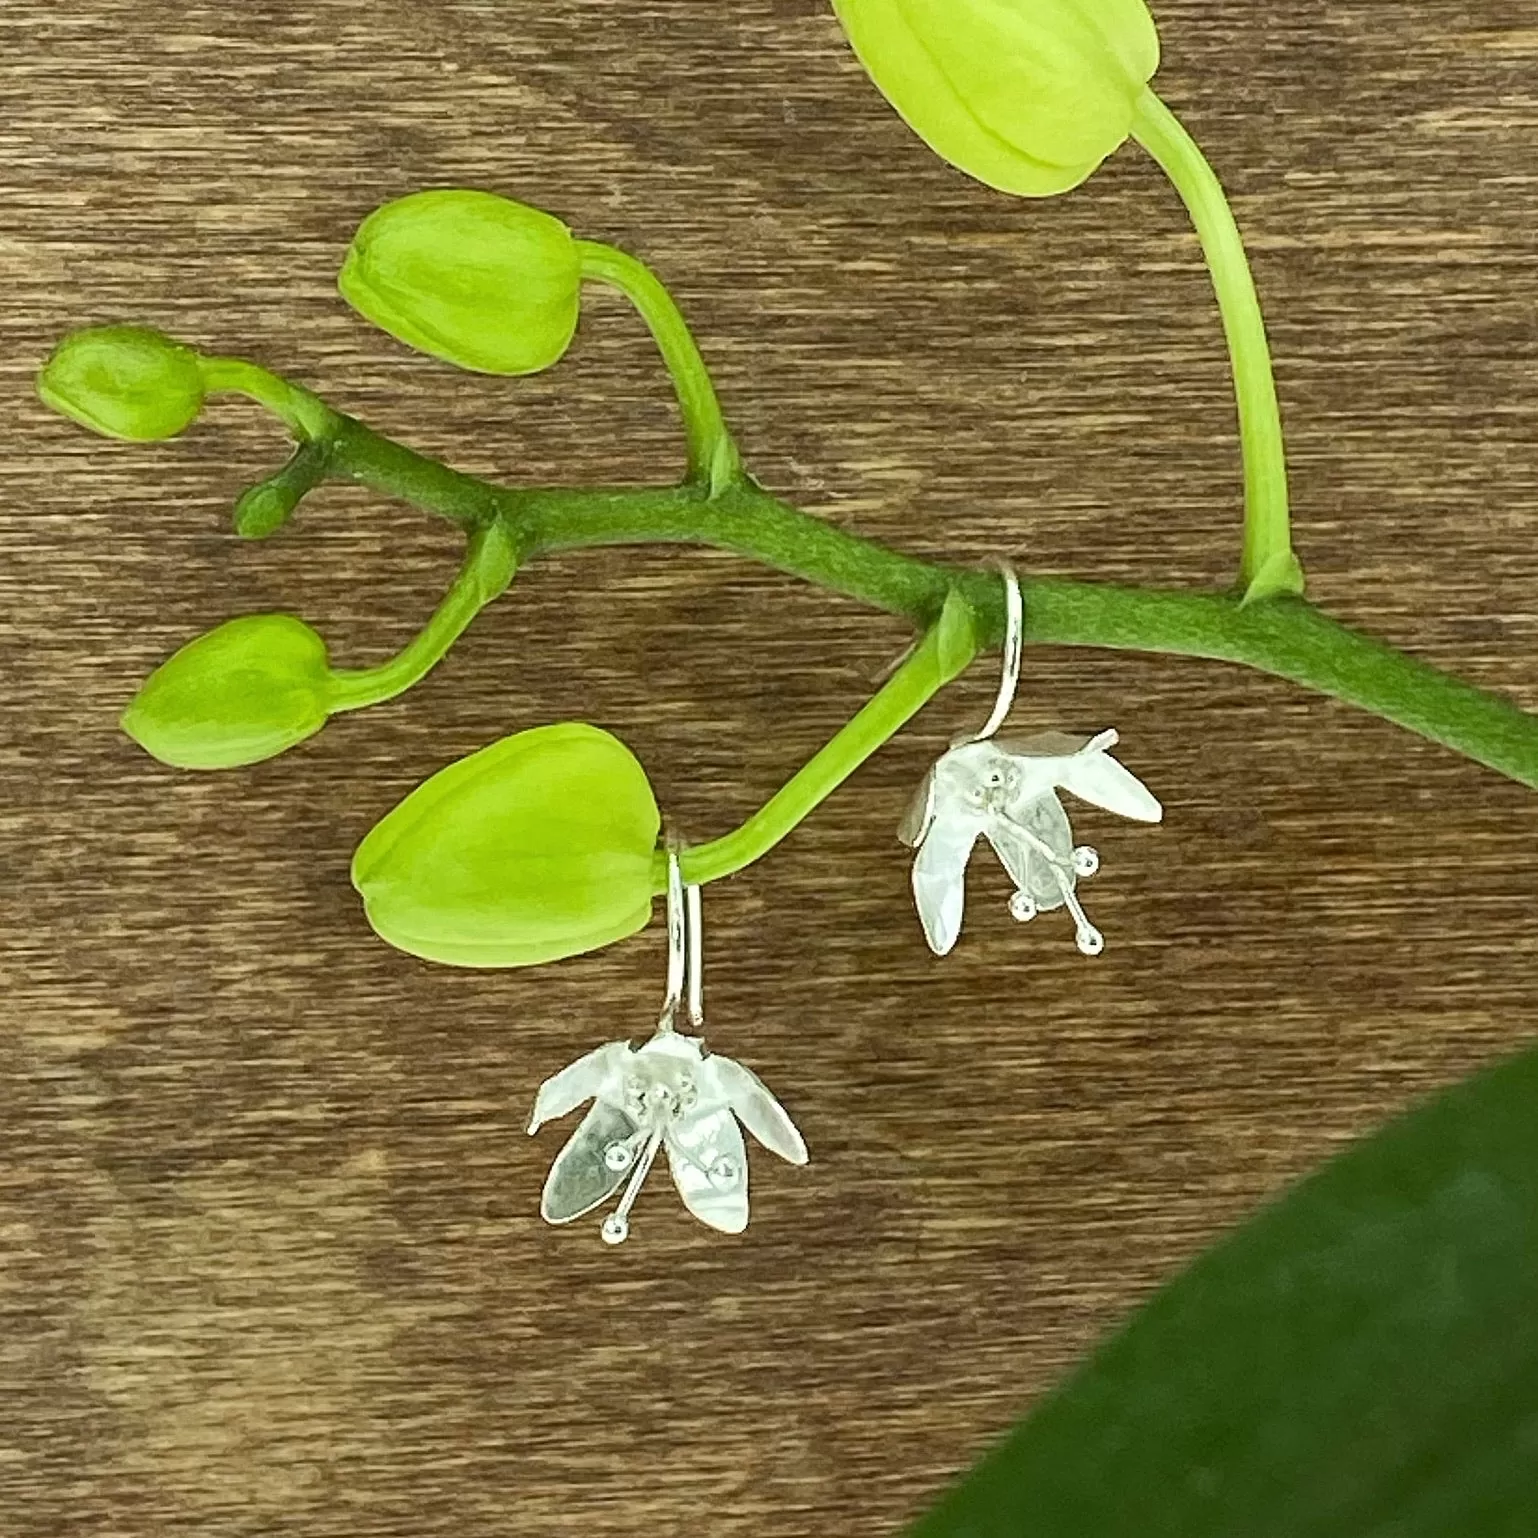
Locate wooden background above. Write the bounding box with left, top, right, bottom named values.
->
left=3, top=3, right=1538, bottom=1534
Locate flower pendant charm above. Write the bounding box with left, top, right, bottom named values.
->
left=528, top=1030, right=807, bottom=1244
left=900, top=728, right=1161, bottom=957
left=528, top=845, right=807, bottom=1246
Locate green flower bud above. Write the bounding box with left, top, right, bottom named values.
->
left=122, top=615, right=332, bottom=770
left=37, top=325, right=206, bottom=441
left=352, top=724, right=661, bottom=969
left=232, top=480, right=299, bottom=540
left=831, top=0, right=1160, bottom=196
left=338, top=189, right=582, bottom=376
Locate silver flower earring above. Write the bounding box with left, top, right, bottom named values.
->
left=900, top=566, right=1163, bottom=957
left=528, top=845, right=808, bottom=1245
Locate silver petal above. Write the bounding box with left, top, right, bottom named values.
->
left=707, top=1055, right=808, bottom=1166
left=540, top=1099, right=639, bottom=1225
left=995, top=730, right=1092, bottom=760
left=912, top=815, right=981, bottom=955
left=987, top=792, right=1076, bottom=914
left=898, top=767, right=938, bottom=849
left=1056, top=747, right=1163, bottom=823
left=527, top=1041, right=628, bottom=1134
left=667, top=1107, right=750, bottom=1234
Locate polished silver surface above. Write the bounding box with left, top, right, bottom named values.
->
left=901, top=729, right=1163, bottom=958
left=969, top=562, right=1024, bottom=745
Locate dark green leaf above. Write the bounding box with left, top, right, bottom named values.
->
left=911, top=1044, right=1538, bottom=1537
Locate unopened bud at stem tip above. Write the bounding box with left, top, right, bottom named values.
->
left=38, top=325, right=206, bottom=442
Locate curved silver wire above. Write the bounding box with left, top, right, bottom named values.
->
left=660, top=843, right=706, bottom=1033
left=686, top=882, right=704, bottom=1030
left=974, top=562, right=1023, bottom=743
left=659, top=845, right=687, bottom=1032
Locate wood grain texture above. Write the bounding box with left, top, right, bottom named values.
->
left=3, top=3, right=1537, bottom=1534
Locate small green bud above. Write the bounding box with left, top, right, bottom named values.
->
left=338, top=189, right=582, bottom=376
left=37, top=326, right=206, bottom=441
left=232, top=481, right=299, bottom=540
left=122, top=615, right=332, bottom=770
left=831, top=0, right=1160, bottom=196
left=352, top=723, right=661, bottom=968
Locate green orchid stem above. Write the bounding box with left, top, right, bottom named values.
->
left=308, top=416, right=1538, bottom=793
left=140, top=358, right=1538, bottom=820
left=575, top=240, right=741, bottom=496
left=1132, top=90, right=1302, bottom=604
left=663, top=591, right=978, bottom=889
left=325, top=521, right=518, bottom=713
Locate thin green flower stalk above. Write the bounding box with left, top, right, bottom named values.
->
left=233, top=439, right=334, bottom=538
left=45, top=324, right=1538, bottom=795
left=199, top=355, right=337, bottom=442
left=672, top=590, right=977, bottom=889
left=576, top=240, right=741, bottom=496
left=1131, top=90, right=1302, bottom=604
left=827, top=2, right=1305, bottom=604
left=326, top=520, right=519, bottom=713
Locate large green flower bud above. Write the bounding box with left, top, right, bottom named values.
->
left=37, top=326, right=206, bottom=441
left=122, top=615, right=332, bottom=770
left=338, top=190, right=582, bottom=376
left=831, top=0, right=1160, bottom=196
left=352, top=724, right=661, bottom=968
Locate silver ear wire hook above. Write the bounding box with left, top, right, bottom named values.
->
left=685, top=879, right=704, bottom=1031
left=972, top=561, right=1022, bottom=743
left=660, top=842, right=706, bottom=1034
left=659, top=843, right=688, bottom=1033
